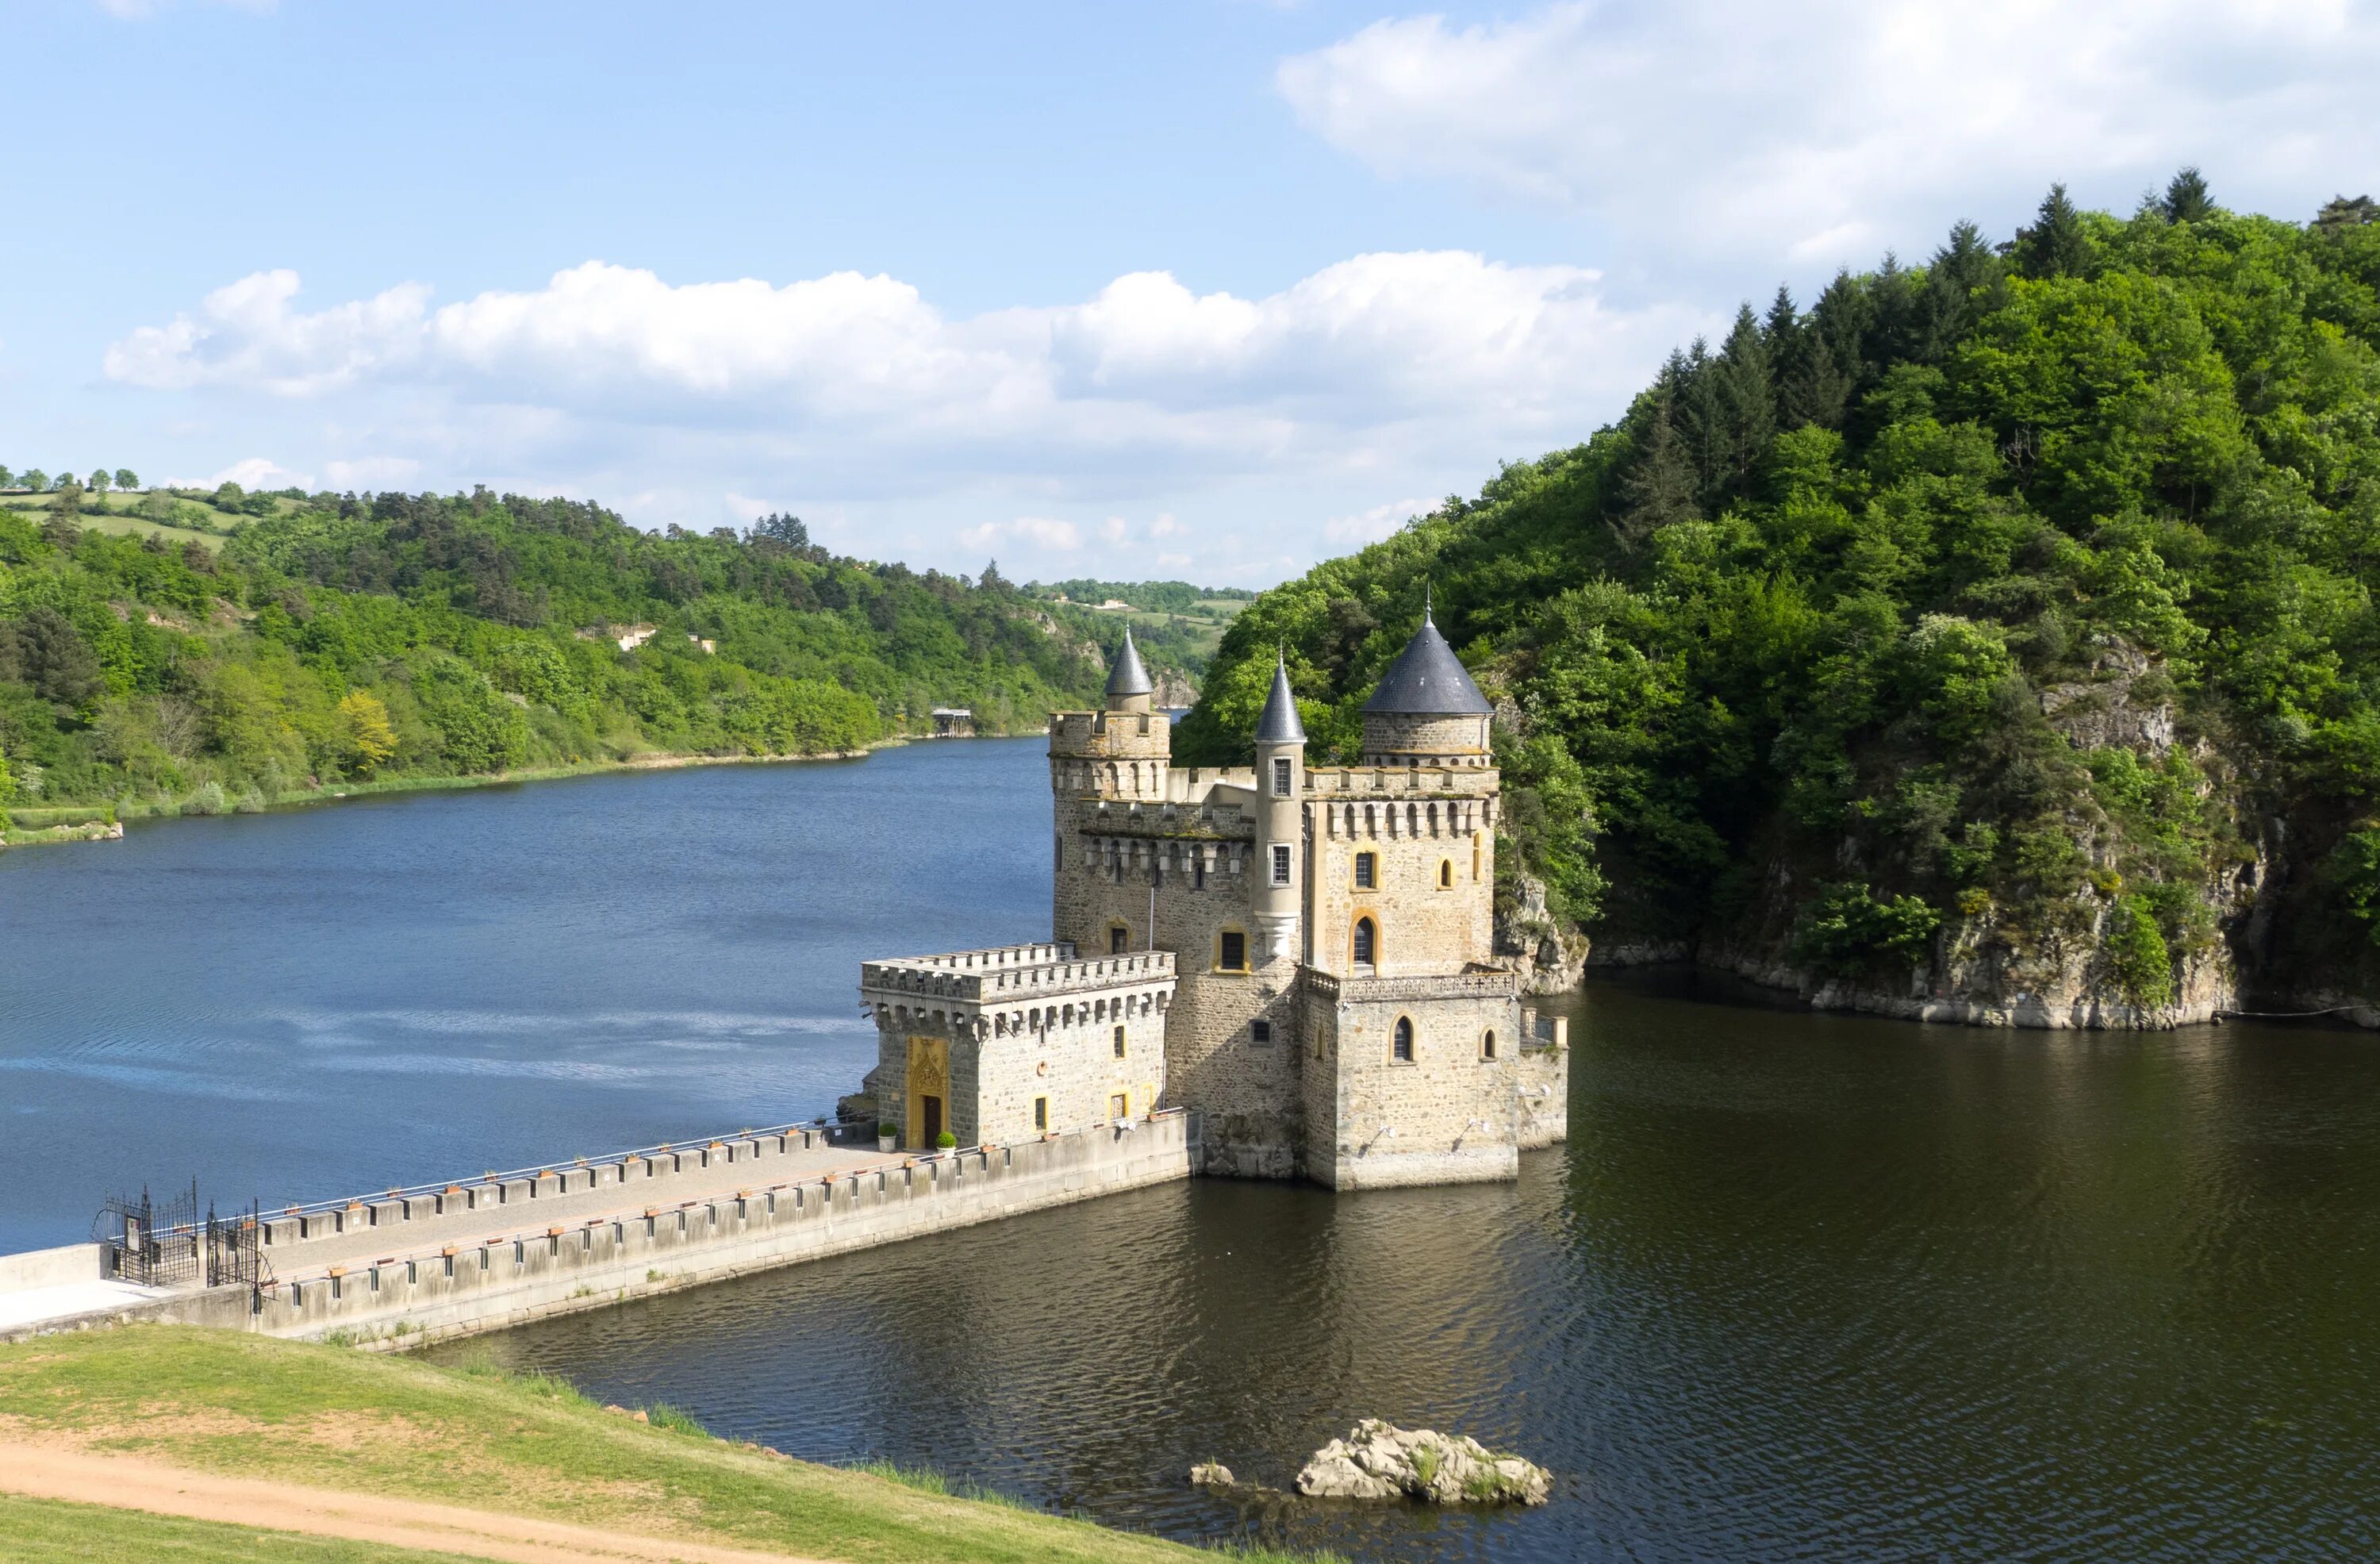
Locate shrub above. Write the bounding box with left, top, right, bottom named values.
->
left=935, top=1131, right=958, bottom=1149
left=876, top=1121, right=898, bottom=1139
left=187, top=781, right=229, bottom=816
left=1793, top=881, right=1943, bottom=978
left=2103, top=893, right=2175, bottom=1007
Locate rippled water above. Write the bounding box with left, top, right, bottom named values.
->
left=7, top=740, right=2379, bottom=1560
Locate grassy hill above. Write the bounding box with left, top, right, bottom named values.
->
left=0, top=490, right=1188, bottom=824
left=1183, top=179, right=2380, bottom=1017
left=0, top=1328, right=1322, bottom=1564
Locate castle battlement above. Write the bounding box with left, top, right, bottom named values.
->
left=1078, top=798, right=1254, bottom=840
left=1303, top=765, right=1499, bottom=797
left=862, top=946, right=1175, bottom=1005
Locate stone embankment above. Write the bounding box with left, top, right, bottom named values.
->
left=3, top=1111, right=1192, bottom=1349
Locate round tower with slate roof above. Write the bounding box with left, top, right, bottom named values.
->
left=1360, top=590, right=1493, bottom=767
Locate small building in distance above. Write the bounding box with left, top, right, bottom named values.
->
left=855, top=617, right=1568, bottom=1187
left=931, top=708, right=976, bottom=738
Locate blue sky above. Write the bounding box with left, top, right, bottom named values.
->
left=6, top=2, right=2377, bottom=586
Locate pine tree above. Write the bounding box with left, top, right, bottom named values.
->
left=1786, top=270, right=1865, bottom=430
left=2013, top=183, right=2093, bottom=279
left=2160, top=166, right=2213, bottom=224
left=2315, top=194, right=2378, bottom=232
left=1611, top=380, right=1700, bottom=546
left=1912, top=220, right=2003, bottom=362
left=1710, top=302, right=1777, bottom=494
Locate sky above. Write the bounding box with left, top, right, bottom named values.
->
left=5, top=2, right=2378, bottom=587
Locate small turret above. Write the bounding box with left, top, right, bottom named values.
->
left=1252, top=651, right=1305, bottom=966
left=1105, top=625, right=1154, bottom=717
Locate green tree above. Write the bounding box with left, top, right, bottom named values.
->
left=2159, top=165, right=2213, bottom=224
left=86, top=470, right=110, bottom=498
left=113, top=468, right=138, bottom=491
left=2013, top=183, right=2094, bottom=279
left=336, top=690, right=398, bottom=775
left=21, top=468, right=46, bottom=494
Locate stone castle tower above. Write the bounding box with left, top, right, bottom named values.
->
left=1038, top=612, right=1566, bottom=1185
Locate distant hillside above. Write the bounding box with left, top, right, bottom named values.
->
left=0, top=489, right=1179, bottom=820
left=1027, top=578, right=1251, bottom=678
left=1184, top=179, right=2380, bottom=1024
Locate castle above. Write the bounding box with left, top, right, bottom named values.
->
left=857, top=607, right=1567, bottom=1188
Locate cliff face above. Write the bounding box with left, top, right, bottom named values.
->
left=1552, top=642, right=2372, bottom=1028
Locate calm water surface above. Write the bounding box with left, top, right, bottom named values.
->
left=5, top=738, right=2377, bottom=1561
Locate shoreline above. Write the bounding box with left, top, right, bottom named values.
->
left=0, top=732, right=1054, bottom=853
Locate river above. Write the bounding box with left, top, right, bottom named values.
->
left=3, top=738, right=2375, bottom=1561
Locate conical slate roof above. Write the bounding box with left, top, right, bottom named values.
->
left=1254, top=651, right=1306, bottom=744
left=1361, top=596, right=1491, bottom=716
left=1104, top=625, right=1153, bottom=698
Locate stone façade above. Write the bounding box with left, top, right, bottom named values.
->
left=859, top=618, right=1568, bottom=1188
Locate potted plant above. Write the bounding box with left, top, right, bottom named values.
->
left=877, top=1121, right=899, bottom=1153
left=935, top=1131, right=958, bottom=1156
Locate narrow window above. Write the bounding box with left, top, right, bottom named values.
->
left=1193, top=855, right=1206, bottom=890
left=1114, top=1024, right=1127, bottom=1059
left=1110, top=924, right=1128, bottom=955
left=1034, top=1097, right=1048, bottom=1132
left=1219, top=931, right=1246, bottom=971
left=1438, top=859, right=1453, bottom=889
left=1393, top=1017, right=1415, bottom=1063
left=1273, top=756, right=1292, bottom=796
left=1111, top=1093, right=1130, bottom=1122
left=1251, top=1019, right=1273, bottom=1046
left=1054, top=833, right=1063, bottom=872
left=1482, top=1029, right=1498, bottom=1060
left=1472, top=836, right=1481, bottom=880
left=1354, top=851, right=1376, bottom=890
left=1353, top=917, right=1376, bottom=968
left=1272, top=844, right=1292, bottom=885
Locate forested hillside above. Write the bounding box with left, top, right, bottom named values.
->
left=0, top=490, right=1134, bottom=824
left=1184, top=177, right=2380, bottom=1024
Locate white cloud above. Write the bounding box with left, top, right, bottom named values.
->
left=1279, top=1, right=2380, bottom=268
left=1157, top=551, right=1192, bottom=571
left=323, top=455, right=419, bottom=489
left=958, top=516, right=1084, bottom=553
left=164, top=456, right=313, bottom=490
left=102, top=254, right=1706, bottom=578
left=1322, top=495, right=1432, bottom=547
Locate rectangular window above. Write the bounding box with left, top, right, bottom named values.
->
left=1354, top=851, right=1376, bottom=890
left=1111, top=925, right=1128, bottom=955
left=1219, top=931, right=1246, bottom=971
left=1251, top=1019, right=1273, bottom=1046
left=1271, top=844, right=1292, bottom=885
left=1111, top=1093, right=1130, bottom=1121
left=1113, top=1024, right=1127, bottom=1059
left=1034, top=1097, right=1048, bottom=1132
left=1273, top=757, right=1292, bottom=796
left=1193, top=858, right=1206, bottom=890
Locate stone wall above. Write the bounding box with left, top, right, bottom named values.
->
left=1307, top=971, right=1523, bottom=1189
left=258, top=1113, right=1193, bottom=1349
left=1306, top=771, right=1498, bottom=977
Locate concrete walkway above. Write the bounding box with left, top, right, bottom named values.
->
left=267, top=1141, right=905, bottom=1278
left=0, top=1279, right=167, bottom=1332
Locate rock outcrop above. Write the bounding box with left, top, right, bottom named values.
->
left=1495, top=874, right=1591, bottom=993
left=1292, top=1420, right=1549, bottom=1507
left=1188, top=1462, right=1234, bottom=1488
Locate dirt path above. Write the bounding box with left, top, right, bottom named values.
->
left=0, top=1440, right=836, bottom=1564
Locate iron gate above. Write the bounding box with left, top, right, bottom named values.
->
left=93, top=1182, right=268, bottom=1292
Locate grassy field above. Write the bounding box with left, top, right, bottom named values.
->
left=0, top=490, right=240, bottom=551
left=0, top=1328, right=1325, bottom=1564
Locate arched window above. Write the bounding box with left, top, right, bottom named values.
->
left=1481, top=1029, right=1498, bottom=1060
left=1392, top=1016, right=1415, bottom=1063
left=1438, top=859, right=1453, bottom=889
left=1353, top=917, right=1377, bottom=969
